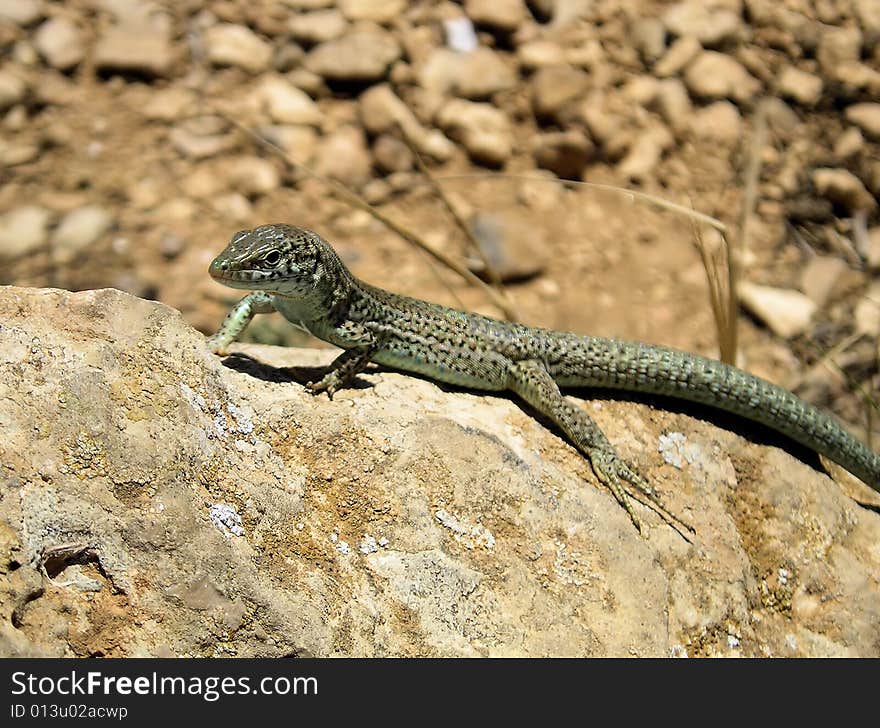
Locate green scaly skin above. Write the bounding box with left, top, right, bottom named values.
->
left=208, top=223, right=880, bottom=533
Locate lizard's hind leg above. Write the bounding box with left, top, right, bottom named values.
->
left=507, top=359, right=692, bottom=539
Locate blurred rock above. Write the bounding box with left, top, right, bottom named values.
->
left=617, top=125, right=673, bottom=182
left=34, top=17, right=85, bottom=71
left=360, top=84, right=454, bottom=161
left=865, top=226, right=880, bottom=270
left=443, top=16, right=478, bottom=53
left=464, top=0, right=527, bottom=33
left=372, top=134, right=412, bottom=173
left=845, top=103, right=880, bottom=140
left=468, top=211, right=548, bottom=282
left=531, top=66, right=589, bottom=120
left=778, top=66, right=823, bottom=106
left=663, top=2, right=742, bottom=46
left=855, top=282, right=880, bottom=336
left=224, top=156, right=281, bottom=197
left=339, top=0, right=406, bottom=23
left=51, top=205, right=113, bottom=264
left=0, top=69, right=27, bottom=111
left=259, top=124, right=318, bottom=163
left=169, top=118, right=236, bottom=159
left=654, top=78, right=692, bottom=135
left=288, top=10, right=348, bottom=44
left=685, top=51, right=761, bottom=102
left=834, top=127, right=864, bottom=160
left=812, top=168, right=877, bottom=213
left=517, top=40, right=566, bottom=70
left=632, top=18, right=666, bottom=64
left=0, top=0, right=43, bottom=25
left=314, top=126, right=372, bottom=187
left=94, top=5, right=175, bottom=77
left=418, top=48, right=516, bottom=100
left=0, top=206, right=51, bottom=260
left=799, top=255, right=847, bottom=307
left=259, top=76, right=322, bottom=125
left=204, top=23, right=273, bottom=73
left=738, top=281, right=817, bottom=338
left=689, top=101, right=741, bottom=144
left=532, top=130, right=594, bottom=179
left=141, top=87, right=197, bottom=121
left=653, top=35, right=701, bottom=77
left=305, top=28, right=401, bottom=82
left=436, top=99, right=512, bottom=167
left=817, top=25, right=862, bottom=78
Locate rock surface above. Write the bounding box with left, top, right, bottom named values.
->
left=1, top=287, right=879, bottom=657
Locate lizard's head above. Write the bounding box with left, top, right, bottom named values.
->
left=209, top=224, right=342, bottom=294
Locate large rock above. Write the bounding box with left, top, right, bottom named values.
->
left=1, top=287, right=879, bottom=656
left=305, top=28, right=401, bottom=82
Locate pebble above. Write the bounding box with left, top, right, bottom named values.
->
left=169, top=117, right=236, bottom=159
left=468, top=211, right=547, bottom=282
left=94, top=5, right=175, bottom=78
left=653, top=35, right=701, bottom=77
left=314, top=126, right=372, bottom=187
left=436, top=99, right=512, bottom=167
left=834, top=127, right=864, bottom=159
left=464, top=0, right=527, bottom=33
left=34, top=17, right=85, bottom=70
left=531, top=66, right=589, bottom=120
left=738, top=281, right=817, bottom=338
left=0, top=0, right=43, bottom=25
left=0, top=68, right=27, bottom=110
left=259, top=124, right=318, bottom=163
left=443, top=17, right=478, bottom=53
left=685, top=51, right=761, bottom=102
left=0, top=206, right=51, bottom=260
left=663, top=2, right=742, bottom=46
left=812, top=168, right=877, bottom=213
left=867, top=226, right=880, bottom=270
left=855, top=0, right=880, bottom=37
left=418, top=47, right=515, bottom=99
left=617, top=125, right=673, bottom=182
left=305, top=29, right=401, bottom=82
left=339, top=0, right=406, bottom=23
left=799, top=255, right=847, bottom=307
left=224, top=156, right=281, bottom=196
left=531, top=130, right=594, bottom=179
left=1, top=142, right=40, bottom=166
left=359, top=84, right=454, bottom=160
left=817, top=25, right=862, bottom=77
left=288, top=10, right=348, bottom=44
left=689, top=101, right=742, bottom=145
left=372, top=134, right=412, bottom=173
left=259, top=76, right=322, bottom=125
left=204, top=23, right=273, bottom=73
left=631, top=18, right=666, bottom=63
left=845, top=103, right=880, bottom=140
left=653, top=78, right=692, bottom=135
left=516, top=40, right=566, bottom=70
left=854, top=282, right=880, bottom=336
left=51, top=205, right=113, bottom=263
left=141, top=87, right=197, bottom=121
left=777, top=66, right=823, bottom=106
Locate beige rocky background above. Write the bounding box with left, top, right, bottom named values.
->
left=1, top=0, right=879, bottom=656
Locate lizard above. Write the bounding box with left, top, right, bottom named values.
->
left=207, top=223, right=880, bottom=533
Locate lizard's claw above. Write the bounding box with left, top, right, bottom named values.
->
left=206, top=334, right=229, bottom=356
left=306, top=371, right=342, bottom=400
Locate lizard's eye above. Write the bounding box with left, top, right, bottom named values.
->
left=263, top=251, right=281, bottom=266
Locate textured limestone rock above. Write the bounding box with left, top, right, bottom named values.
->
left=1, top=287, right=879, bottom=657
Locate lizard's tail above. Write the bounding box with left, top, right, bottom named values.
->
left=551, top=336, right=880, bottom=491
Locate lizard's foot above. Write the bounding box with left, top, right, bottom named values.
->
left=306, top=370, right=343, bottom=400
left=206, top=334, right=230, bottom=356
left=588, top=446, right=693, bottom=540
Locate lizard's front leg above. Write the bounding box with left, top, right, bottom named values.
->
left=307, top=321, right=379, bottom=399
left=207, top=292, right=276, bottom=355
left=507, top=358, right=662, bottom=534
